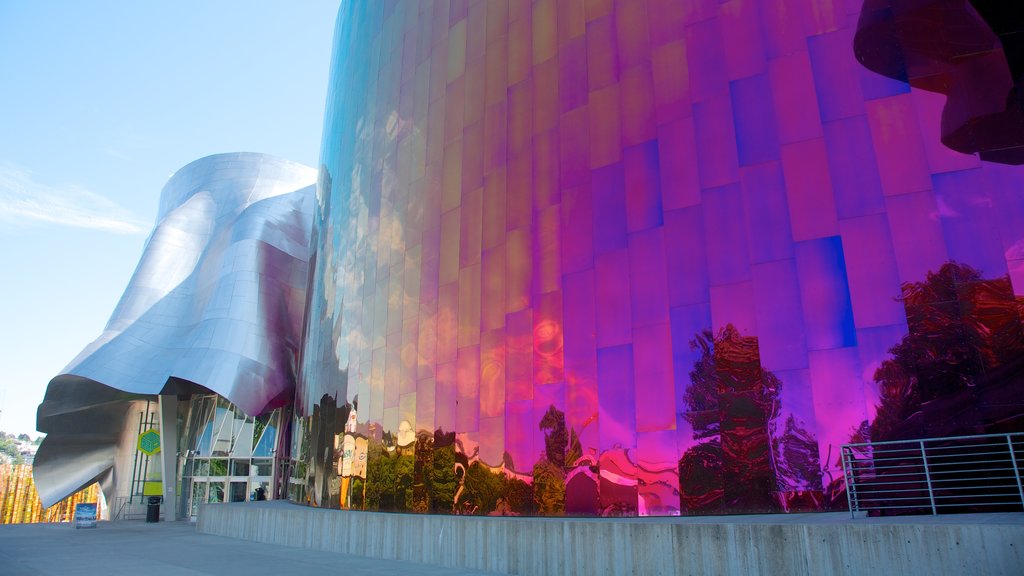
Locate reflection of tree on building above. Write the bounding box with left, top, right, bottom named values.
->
left=364, top=437, right=415, bottom=511
left=532, top=405, right=586, bottom=515
left=461, top=461, right=504, bottom=514
left=871, top=262, right=1024, bottom=442
left=497, top=471, right=535, bottom=516
left=407, top=411, right=580, bottom=517
left=428, top=431, right=457, bottom=513
left=677, top=442, right=723, bottom=512
left=532, top=459, right=566, bottom=515
left=411, top=431, right=433, bottom=513
left=679, top=325, right=820, bottom=514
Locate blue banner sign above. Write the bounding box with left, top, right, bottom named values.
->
left=74, top=503, right=97, bottom=529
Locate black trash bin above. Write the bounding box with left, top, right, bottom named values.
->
left=146, top=496, right=161, bottom=523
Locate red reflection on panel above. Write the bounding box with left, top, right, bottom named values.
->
left=533, top=291, right=564, bottom=385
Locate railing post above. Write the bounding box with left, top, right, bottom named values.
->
left=1008, top=434, right=1024, bottom=510
left=842, top=446, right=856, bottom=518
left=920, top=440, right=937, bottom=515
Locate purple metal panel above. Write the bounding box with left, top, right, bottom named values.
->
left=595, top=248, right=633, bottom=348
left=884, top=190, right=950, bottom=283
left=839, top=214, right=905, bottom=328
left=633, top=322, right=676, bottom=433
left=624, top=140, right=663, bottom=233
left=731, top=72, right=780, bottom=167
left=823, top=116, right=886, bottom=220
left=591, top=162, right=627, bottom=255
left=740, top=162, right=794, bottom=265
left=795, top=237, right=857, bottom=352
left=703, top=183, right=750, bottom=287
left=752, top=258, right=808, bottom=372
left=628, top=227, right=670, bottom=328
left=934, top=168, right=1008, bottom=277
left=598, top=344, right=636, bottom=451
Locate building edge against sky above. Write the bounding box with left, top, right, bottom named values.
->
left=35, top=0, right=1024, bottom=520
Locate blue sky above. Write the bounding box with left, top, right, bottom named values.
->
left=0, top=1, right=340, bottom=436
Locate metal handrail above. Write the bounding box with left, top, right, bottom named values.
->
left=856, top=477, right=1024, bottom=485
left=842, top=432, right=1024, bottom=517
left=112, top=494, right=148, bottom=521
left=846, top=432, right=1024, bottom=447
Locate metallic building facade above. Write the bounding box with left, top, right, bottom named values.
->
left=296, top=0, right=1024, bottom=516
left=35, top=153, right=315, bottom=508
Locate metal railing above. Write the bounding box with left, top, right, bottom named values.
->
left=112, top=495, right=148, bottom=521
left=841, top=432, right=1024, bottom=517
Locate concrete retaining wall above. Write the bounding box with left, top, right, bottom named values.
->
left=197, top=502, right=1024, bottom=575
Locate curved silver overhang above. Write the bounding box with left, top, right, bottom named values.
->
left=34, top=152, right=316, bottom=508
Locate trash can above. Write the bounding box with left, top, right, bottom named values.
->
left=146, top=496, right=162, bottom=523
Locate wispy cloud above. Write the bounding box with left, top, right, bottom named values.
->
left=0, top=163, right=147, bottom=234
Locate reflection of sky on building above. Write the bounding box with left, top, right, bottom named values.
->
left=296, top=1, right=1024, bottom=516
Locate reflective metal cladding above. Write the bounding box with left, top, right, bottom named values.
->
left=35, top=153, right=316, bottom=508
left=296, top=1, right=1024, bottom=516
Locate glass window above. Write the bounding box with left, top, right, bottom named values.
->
left=231, top=411, right=254, bottom=458
left=196, top=420, right=213, bottom=456
left=208, top=483, right=224, bottom=503
left=185, top=395, right=215, bottom=455
left=196, top=396, right=216, bottom=456
left=194, top=459, right=210, bottom=476
left=250, top=480, right=271, bottom=501
left=191, top=482, right=207, bottom=516
left=211, top=405, right=233, bottom=456
left=252, top=459, right=273, bottom=477
left=209, top=459, right=228, bottom=476
left=253, top=412, right=278, bottom=457
left=230, top=481, right=247, bottom=502
left=230, top=460, right=250, bottom=476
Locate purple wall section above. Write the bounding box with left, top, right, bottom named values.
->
left=295, top=0, right=1024, bottom=516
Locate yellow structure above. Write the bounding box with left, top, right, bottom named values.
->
left=0, top=464, right=99, bottom=524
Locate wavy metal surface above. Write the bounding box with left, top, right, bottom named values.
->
left=296, top=1, right=1024, bottom=517
left=34, top=153, right=316, bottom=508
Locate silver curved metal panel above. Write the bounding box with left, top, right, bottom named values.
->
left=34, top=152, right=316, bottom=508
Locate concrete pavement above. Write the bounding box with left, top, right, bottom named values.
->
left=0, top=519, right=499, bottom=576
